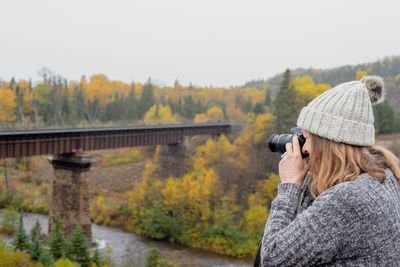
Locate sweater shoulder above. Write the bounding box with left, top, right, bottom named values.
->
left=322, top=173, right=382, bottom=195
left=315, top=176, right=379, bottom=209
left=317, top=173, right=398, bottom=219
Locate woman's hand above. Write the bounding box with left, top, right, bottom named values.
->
left=278, top=135, right=309, bottom=185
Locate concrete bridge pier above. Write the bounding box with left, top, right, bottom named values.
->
left=158, top=138, right=189, bottom=178
left=48, top=153, right=92, bottom=240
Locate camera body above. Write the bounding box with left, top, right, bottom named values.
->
left=268, top=127, right=309, bottom=158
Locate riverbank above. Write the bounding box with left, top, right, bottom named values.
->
left=0, top=212, right=252, bottom=267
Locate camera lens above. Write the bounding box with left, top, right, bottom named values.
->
left=268, top=134, right=294, bottom=154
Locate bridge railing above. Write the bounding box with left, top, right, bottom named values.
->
left=0, top=122, right=244, bottom=158
left=0, top=119, right=246, bottom=132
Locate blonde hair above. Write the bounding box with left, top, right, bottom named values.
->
left=308, top=133, right=400, bottom=198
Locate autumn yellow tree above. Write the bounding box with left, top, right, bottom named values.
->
left=292, top=76, right=330, bottom=105
left=144, top=104, right=177, bottom=125
left=355, top=69, right=368, bottom=80
left=0, top=89, right=17, bottom=122
left=206, top=106, right=224, bottom=122
left=194, top=135, right=235, bottom=171
left=179, top=168, right=220, bottom=228
left=226, top=104, right=247, bottom=122
left=193, top=113, right=208, bottom=123
left=86, top=74, right=112, bottom=106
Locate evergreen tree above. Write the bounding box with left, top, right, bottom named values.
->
left=183, top=95, right=195, bottom=119
left=125, top=86, right=138, bottom=120
left=39, top=248, right=54, bottom=265
left=87, top=98, right=101, bottom=123
left=222, top=102, right=228, bottom=121
left=167, top=98, right=176, bottom=114
left=105, top=93, right=124, bottom=121
left=9, top=77, right=16, bottom=90
left=28, top=79, right=32, bottom=92
left=92, top=247, right=103, bottom=267
left=13, top=212, right=29, bottom=251
left=395, top=110, right=400, bottom=132
left=373, top=100, right=395, bottom=134
left=274, top=69, right=301, bottom=133
left=194, top=99, right=203, bottom=115
left=61, top=90, right=71, bottom=125
left=30, top=219, right=43, bottom=242
left=188, top=82, right=194, bottom=90
left=72, top=86, right=87, bottom=122
left=265, top=89, right=272, bottom=108
left=49, top=215, right=68, bottom=260
left=253, top=103, right=265, bottom=115
left=15, top=85, right=25, bottom=122
left=138, top=78, right=155, bottom=118
left=243, top=97, right=253, bottom=113
left=30, top=237, right=44, bottom=262
left=174, top=79, right=180, bottom=87
left=68, top=224, right=91, bottom=267
left=176, top=98, right=184, bottom=116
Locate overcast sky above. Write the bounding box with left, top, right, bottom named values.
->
left=1, top=0, right=399, bottom=87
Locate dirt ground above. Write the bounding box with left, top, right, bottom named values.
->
left=33, top=149, right=147, bottom=195
left=376, top=133, right=400, bottom=146
left=87, top=160, right=147, bottom=194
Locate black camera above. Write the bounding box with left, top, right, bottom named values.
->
left=268, top=127, right=309, bottom=158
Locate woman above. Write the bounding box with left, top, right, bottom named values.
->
left=261, top=76, right=400, bottom=266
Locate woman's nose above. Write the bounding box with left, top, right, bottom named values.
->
left=302, top=144, right=308, bottom=154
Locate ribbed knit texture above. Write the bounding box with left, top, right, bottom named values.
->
left=297, top=81, right=375, bottom=146
left=261, top=169, right=400, bottom=266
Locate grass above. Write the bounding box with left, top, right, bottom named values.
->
left=103, top=148, right=146, bottom=166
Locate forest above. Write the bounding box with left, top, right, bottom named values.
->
left=244, top=56, right=400, bottom=108
left=0, top=57, right=400, bottom=265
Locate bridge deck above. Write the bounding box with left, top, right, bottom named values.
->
left=0, top=123, right=233, bottom=158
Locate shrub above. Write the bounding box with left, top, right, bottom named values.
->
left=145, top=249, right=177, bottom=267
left=0, top=239, right=44, bottom=266
left=117, top=204, right=132, bottom=217
left=205, top=217, right=248, bottom=255
left=0, top=190, right=24, bottom=210
left=27, top=203, right=50, bottom=215
left=0, top=209, right=19, bottom=235
left=35, top=179, right=43, bottom=186
left=54, top=258, right=80, bottom=267
left=103, top=148, right=145, bottom=166
left=143, top=206, right=182, bottom=242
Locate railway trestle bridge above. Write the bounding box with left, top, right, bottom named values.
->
left=0, top=123, right=239, bottom=239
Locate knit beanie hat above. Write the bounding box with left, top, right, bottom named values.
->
left=296, top=76, right=385, bottom=146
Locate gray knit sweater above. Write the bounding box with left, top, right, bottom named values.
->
left=261, top=169, right=400, bottom=266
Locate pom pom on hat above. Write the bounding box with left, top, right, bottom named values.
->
left=360, top=75, right=385, bottom=104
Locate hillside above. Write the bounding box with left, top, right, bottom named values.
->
left=243, top=56, right=400, bottom=108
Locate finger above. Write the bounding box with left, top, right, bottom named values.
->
left=292, top=135, right=301, bottom=156
left=285, top=142, right=293, bottom=153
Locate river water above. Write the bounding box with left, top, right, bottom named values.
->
left=0, top=212, right=252, bottom=267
